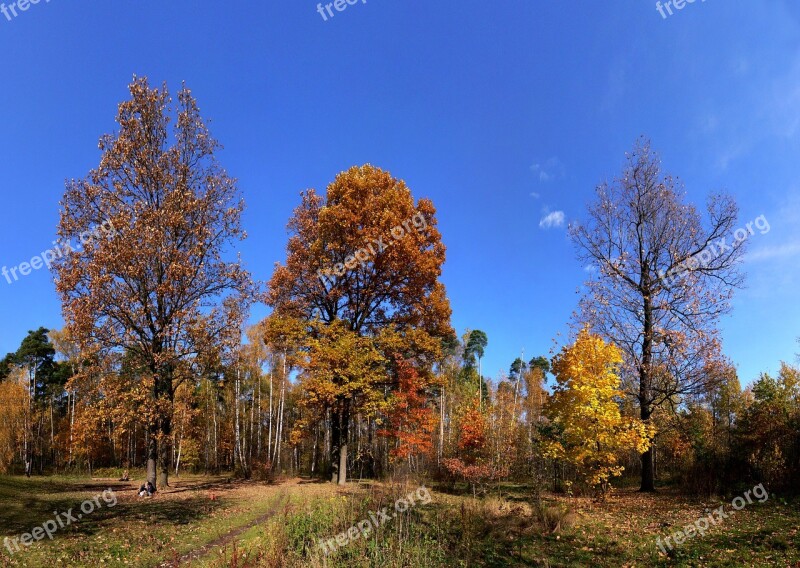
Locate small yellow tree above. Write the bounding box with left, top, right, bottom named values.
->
left=545, top=329, right=655, bottom=495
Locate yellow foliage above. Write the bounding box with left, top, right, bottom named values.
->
left=545, top=329, right=656, bottom=492
left=0, top=379, right=27, bottom=473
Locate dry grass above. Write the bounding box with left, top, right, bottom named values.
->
left=1, top=476, right=798, bottom=567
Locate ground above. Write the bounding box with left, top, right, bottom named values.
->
left=0, top=474, right=798, bottom=567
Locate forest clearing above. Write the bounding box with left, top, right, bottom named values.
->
left=2, top=474, right=798, bottom=567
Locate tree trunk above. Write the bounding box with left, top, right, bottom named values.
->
left=68, top=390, right=75, bottom=467
left=311, top=422, right=318, bottom=475
left=332, top=398, right=350, bottom=485
left=478, top=357, right=482, bottom=408
left=275, top=373, right=285, bottom=469
left=249, top=376, right=255, bottom=467
left=268, top=367, right=273, bottom=461
left=273, top=352, right=286, bottom=470
left=158, top=413, right=171, bottom=489
left=438, top=386, right=444, bottom=465
left=330, top=406, right=340, bottom=483
left=213, top=390, right=218, bottom=473
left=234, top=368, right=242, bottom=473
left=640, top=445, right=655, bottom=491
left=639, top=290, right=656, bottom=493
left=174, top=407, right=185, bottom=475
left=257, top=373, right=262, bottom=459
left=146, top=422, right=157, bottom=487
left=639, top=399, right=655, bottom=492
left=338, top=442, right=348, bottom=486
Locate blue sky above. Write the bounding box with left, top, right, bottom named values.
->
left=1, top=0, right=798, bottom=387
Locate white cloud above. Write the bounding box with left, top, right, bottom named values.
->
left=539, top=211, right=565, bottom=230
left=529, top=191, right=540, bottom=199
left=530, top=157, right=565, bottom=183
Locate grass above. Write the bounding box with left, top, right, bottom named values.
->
left=0, top=474, right=798, bottom=567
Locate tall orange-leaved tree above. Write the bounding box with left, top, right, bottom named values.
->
left=54, top=77, right=254, bottom=488
left=267, top=165, right=452, bottom=484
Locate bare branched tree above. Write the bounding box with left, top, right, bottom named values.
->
left=570, top=138, right=746, bottom=491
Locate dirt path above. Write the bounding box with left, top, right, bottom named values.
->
left=161, top=488, right=290, bottom=567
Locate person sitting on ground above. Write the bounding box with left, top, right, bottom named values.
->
left=138, top=481, right=157, bottom=497
left=119, top=469, right=129, bottom=481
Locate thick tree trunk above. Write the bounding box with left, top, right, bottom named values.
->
left=158, top=413, right=171, bottom=489
left=639, top=289, right=656, bottom=492
left=151, top=371, right=174, bottom=490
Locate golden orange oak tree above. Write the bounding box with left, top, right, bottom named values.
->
left=54, top=77, right=254, bottom=488
left=267, top=165, right=452, bottom=484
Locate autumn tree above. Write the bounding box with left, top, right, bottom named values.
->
left=49, top=328, right=81, bottom=467
left=487, top=378, right=519, bottom=470
left=260, top=314, right=307, bottom=473
left=2, top=328, right=65, bottom=475
left=738, top=363, right=800, bottom=492
left=54, top=77, right=254, bottom=488
left=431, top=332, right=465, bottom=465
left=267, top=165, right=452, bottom=484
left=545, top=329, right=654, bottom=496
left=0, top=371, right=27, bottom=473
left=662, top=362, right=746, bottom=496
left=378, top=356, right=437, bottom=465
left=296, top=319, right=388, bottom=484
left=570, top=139, right=745, bottom=491
left=442, top=397, right=508, bottom=496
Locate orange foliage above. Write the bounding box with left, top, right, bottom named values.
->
left=378, top=357, right=437, bottom=460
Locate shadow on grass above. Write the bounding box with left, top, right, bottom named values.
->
left=71, top=496, right=230, bottom=534
left=0, top=476, right=232, bottom=536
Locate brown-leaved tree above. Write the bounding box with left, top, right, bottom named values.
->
left=267, top=165, right=452, bottom=484
left=54, top=77, right=254, bottom=488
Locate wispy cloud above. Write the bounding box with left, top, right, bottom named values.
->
left=695, top=32, right=800, bottom=172
left=745, top=241, right=800, bottom=262
left=529, top=191, right=540, bottom=199
left=539, top=210, right=565, bottom=230
left=530, top=157, right=565, bottom=182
